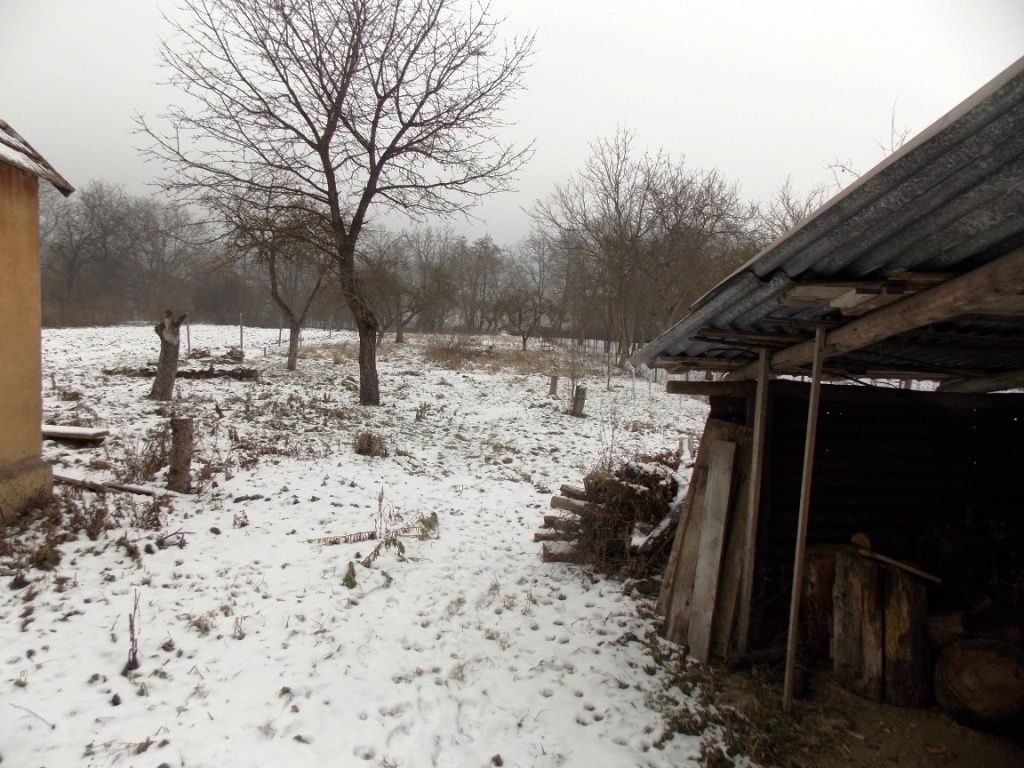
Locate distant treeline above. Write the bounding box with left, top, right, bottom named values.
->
left=39, top=132, right=828, bottom=355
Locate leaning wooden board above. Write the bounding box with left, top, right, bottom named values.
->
left=687, top=440, right=737, bottom=663
left=710, top=425, right=754, bottom=659
left=658, top=418, right=751, bottom=647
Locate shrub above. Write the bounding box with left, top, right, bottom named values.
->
left=354, top=430, right=387, bottom=457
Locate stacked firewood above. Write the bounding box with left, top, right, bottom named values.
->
left=536, top=452, right=689, bottom=572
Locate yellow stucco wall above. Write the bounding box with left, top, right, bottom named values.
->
left=0, top=161, right=52, bottom=520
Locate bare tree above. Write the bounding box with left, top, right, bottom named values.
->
left=218, top=192, right=332, bottom=370
left=141, top=0, right=533, bottom=404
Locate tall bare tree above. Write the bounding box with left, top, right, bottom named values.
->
left=141, top=0, right=533, bottom=404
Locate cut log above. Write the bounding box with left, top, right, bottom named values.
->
left=687, top=440, right=737, bottom=664
left=549, top=495, right=605, bottom=516
left=884, top=567, right=930, bottom=706
left=833, top=549, right=884, bottom=700
left=541, top=542, right=583, bottom=564
left=934, top=639, right=1024, bottom=724
left=533, top=530, right=575, bottom=543
left=558, top=484, right=589, bottom=502
left=542, top=515, right=579, bottom=532
left=799, top=544, right=842, bottom=664
left=42, top=425, right=110, bottom=443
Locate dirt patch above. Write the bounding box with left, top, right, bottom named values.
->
left=713, top=667, right=1024, bottom=768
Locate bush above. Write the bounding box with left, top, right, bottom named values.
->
left=354, top=430, right=387, bottom=457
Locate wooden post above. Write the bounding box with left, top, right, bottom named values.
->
left=736, top=349, right=770, bottom=653
left=571, top=385, right=587, bottom=417
left=167, top=417, right=194, bottom=493
left=239, top=313, right=245, bottom=356
left=548, top=375, right=559, bottom=397
left=783, top=328, right=826, bottom=712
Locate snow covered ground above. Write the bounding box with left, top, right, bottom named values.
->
left=1, top=325, right=711, bottom=768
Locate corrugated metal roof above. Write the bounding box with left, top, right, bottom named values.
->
left=0, top=119, right=74, bottom=196
left=631, top=55, right=1024, bottom=379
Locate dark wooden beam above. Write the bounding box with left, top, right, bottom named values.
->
left=727, top=247, right=1024, bottom=381
left=936, top=367, right=1024, bottom=393
left=691, top=328, right=809, bottom=348
left=650, top=355, right=750, bottom=371
left=666, top=380, right=756, bottom=397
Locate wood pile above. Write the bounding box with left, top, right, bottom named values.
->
left=537, top=451, right=687, bottom=571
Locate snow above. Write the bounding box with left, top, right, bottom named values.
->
left=1, top=325, right=711, bottom=768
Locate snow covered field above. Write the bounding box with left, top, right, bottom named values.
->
left=1, top=325, right=711, bottom=768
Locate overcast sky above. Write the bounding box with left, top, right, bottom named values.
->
left=2, top=0, right=1022, bottom=244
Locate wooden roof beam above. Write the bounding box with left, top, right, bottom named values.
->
left=936, top=367, right=1024, bottom=393
left=726, top=246, right=1024, bottom=381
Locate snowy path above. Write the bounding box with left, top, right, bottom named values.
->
left=1, top=326, right=709, bottom=767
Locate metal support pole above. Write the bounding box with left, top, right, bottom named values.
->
left=736, top=348, right=770, bottom=653
left=782, top=328, right=826, bottom=712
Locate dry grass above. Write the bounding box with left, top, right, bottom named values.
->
left=423, top=334, right=603, bottom=376
left=298, top=341, right=358, bottom=365
left=354, top=430, right=387, bottom=457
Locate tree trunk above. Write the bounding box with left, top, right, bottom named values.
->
left=521, top=335, right=528, bottom=351
left=149, top=311, right=187, bottom=401
left=286, top=322, right=301, bottom=371
left=167, top=417, right=194, bottom=493
left=357, top=323, right=380, bottom=405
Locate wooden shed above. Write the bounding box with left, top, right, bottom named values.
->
left=630, top=56, right=1024, bottom=715
left=0, top=119, right=73, bottom=521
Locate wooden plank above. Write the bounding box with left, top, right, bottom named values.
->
left=783, top=327, right=826, bottom=712
left=666, top=380, right=756, bottom=398
left=658, top=418, right=748, bottom=635
left=735, top=349, right=770, bottom=654
left=42, top=425, right=110, bottom=442
left=711, top=426, right=754, bottom=659
left=687, top=440, right=737, bottom=664
left=857, top=548, right=941, bottom=584
left=728, top=246, right=1024, bottom=381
